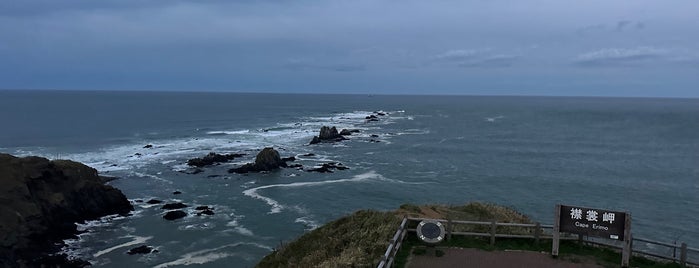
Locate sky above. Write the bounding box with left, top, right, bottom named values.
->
left=1, top=0, right=698, bottom=97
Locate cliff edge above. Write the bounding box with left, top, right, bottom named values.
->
left=0, top=153, right=133, bottom=267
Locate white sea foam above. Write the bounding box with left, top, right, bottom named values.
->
left=485, top=115, right=505, bottom=122
left=295, top=217, right=320, bottom=230
left=131, top=172, right=173, bottom=184
left=206, top=130, right=250, bottom=135
left=243, top=171, right=394, bottom=214
left=93, top=235, right=152, bottom=257
left=153, top=243, right=272, bottom=268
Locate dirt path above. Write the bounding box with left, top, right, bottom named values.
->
left=408, top=248, right=604, bottom=268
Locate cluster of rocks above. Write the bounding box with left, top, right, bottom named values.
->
left=178, top=111, right=389, bottom=176
left=187, top=152, right=246, bottom=167
left=309, top=126, right=348, bottom=144
left=0, top=154, right=133, bottom=267
left=307, top=162, right=349, bottom=173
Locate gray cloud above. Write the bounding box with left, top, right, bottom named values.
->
left=1, top=0, right=698, bottom=96
left=574, top=47, right=667, bottom=67
left=283, top=58, right=366, bottom=72
left=429, top=49, right=518, bottom=68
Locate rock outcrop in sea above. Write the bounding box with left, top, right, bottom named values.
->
left=309, top=126, right=349, bottom=144
left=228, top=147, right=293, bottom=174
left=0, top=153, right=133, bottom=267
left=187, top=152, right=246, bottom=167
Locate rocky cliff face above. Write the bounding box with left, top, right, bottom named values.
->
left=0, top=153, right=133, bottom=267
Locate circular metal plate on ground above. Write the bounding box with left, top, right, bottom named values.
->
left=417, top=220, right=445, bottom=244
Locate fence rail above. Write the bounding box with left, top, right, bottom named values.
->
left=377, top=217, right=698, bottom=268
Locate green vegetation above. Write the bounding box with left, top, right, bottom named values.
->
left=256, top=202, right=682, bottom=268
left=257, top=210, right=400, bottom=267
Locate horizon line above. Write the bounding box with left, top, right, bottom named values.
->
left=1, top=88, right=698, bottom=100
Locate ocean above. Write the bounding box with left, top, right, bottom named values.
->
left=1, top=90, right=697, bottom=267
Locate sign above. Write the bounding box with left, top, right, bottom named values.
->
left=559, top=205, right=627, bottom=240
left=552, top=204, right=632, bottom=267
left=416, top=220, right=445, bottom=244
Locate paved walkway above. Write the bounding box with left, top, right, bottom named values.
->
left=408, top=248, right=604, bottom=268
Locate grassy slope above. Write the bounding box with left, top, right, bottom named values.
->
left=256, top=202, right=531, bottom=268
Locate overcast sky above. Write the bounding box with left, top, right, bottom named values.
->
left=1, top=0, right=698, bottom=97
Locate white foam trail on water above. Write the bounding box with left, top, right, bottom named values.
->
left=485, top=115, right=505, bottom=122
left=131, top=172, right=173, bottom=184
left=93, top=235, right=152, bottom=257
left=295, top=217, right=320, bottom=230
left=206, top=130, right=250, bottom=135
left=152, top=243, right=272, bottom=268
left=243, top=171, right=415, bottom=213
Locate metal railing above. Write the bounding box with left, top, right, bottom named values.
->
left=377, top=217, right=698, bottom=268
left=377, top=217, right=408, bottom=268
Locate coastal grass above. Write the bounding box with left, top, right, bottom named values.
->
left=256, top=202, right=532, bottom=268
left=256, top=210, right=400, bottom=267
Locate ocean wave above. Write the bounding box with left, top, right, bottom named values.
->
left=152, top=243, right=272, bottom=268
left=17, top=109, right=415, bottom=176
left=93, top=235, right=152, bottom=258
left=295, top=217, right=320, bottom=230
left=206, top=130, right=250, bottom=135
left=131, top=172, right=174, bottom=185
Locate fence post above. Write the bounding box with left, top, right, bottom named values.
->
left=447, top=218, right=453, bottom=241
left=534, top=222, right=541, bottom=244
left=680, top=242, right=687, bottom=267
left=490, top=220, right=496, bottom=246
left=621, top=213, right=632, bottom=268
left=552, top=204, right=561, bottom=257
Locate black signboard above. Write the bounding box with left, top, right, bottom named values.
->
left=559, top=205, right=627, bottom=240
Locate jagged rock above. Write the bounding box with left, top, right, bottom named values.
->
left=134, top=153, right=142, bottom=156
left=370, top=134, right=379, bottom=138
left=0, top=154, right=133, bottom=267
left=302, top=153, right=316, bottom=157
left=197, top=209, right=215, bottom=216
left=127, top=245, right=156, bottom=255
left=307, top=162, right=349, bottom=173
left=281, top=156, right=296, bottom=162
left=374, top=111, right=386, bottom=116
left=134, top=199, right=143, bottom=203
left=340, top=129, right=360, bottom=136
left=143, top=144, right=153, bottom=149
left=195, top=206, right=212, bottom=210
left=187, top=152, right=246, bottom=167
left=309, top=136, right=322, bottom=145
left=228, top=147, right=290, bottom=174
left=161, top=203, right=187, bottom=210
left=172, top=191, right=182, bottom=195
left=288, top=164, right=303, bottom=168
left=370, top=139, right=381, bottom=143
left=180, top=168, right=204, bottom=175
left=146, top=199, right=163, bottom=204
left=163, top=210, right=186, bottom=220
left=365, top=115, right=378, bottom=120
left=309, top=126, right=348, bottom=144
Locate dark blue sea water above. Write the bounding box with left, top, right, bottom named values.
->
left=1, top=90, right=698, bottom=267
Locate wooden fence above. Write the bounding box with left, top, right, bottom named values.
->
left=378, top=217, right=698, bottom=268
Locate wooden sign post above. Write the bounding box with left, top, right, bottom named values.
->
left=552, top=204, right=631, bottom=267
